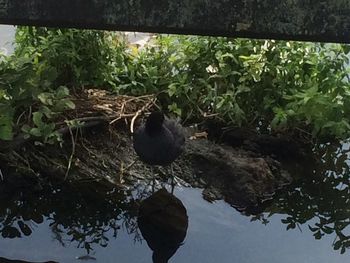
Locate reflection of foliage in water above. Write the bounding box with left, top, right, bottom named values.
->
left=2, top=140, right=350, bottom=255
left=260, top=141, right=350, bottom=254
left=0, top=180, right=143, bottom=253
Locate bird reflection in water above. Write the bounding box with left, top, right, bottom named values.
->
left=138, top=188, right=188, bottom=263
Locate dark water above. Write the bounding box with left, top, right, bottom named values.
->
left=1, top=138, right=350, bottom=263
left=0, top=189, right=350, bottom=263
left=0, top=186, right=345, bottom=263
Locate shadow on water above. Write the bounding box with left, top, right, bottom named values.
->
left=1, top=141, right=350, bottom=261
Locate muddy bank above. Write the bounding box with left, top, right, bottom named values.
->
left=0, top=91, right=311, bottom=214
left=0, top=119, right=299, bottom=215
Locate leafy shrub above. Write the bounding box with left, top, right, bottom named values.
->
left=2, top=27, right=350, bottom=143
left=0, top=27, right=129, bottom=143
left=14, top=27, right=127, bottom=89
left=0, top=51, right=74, bottom=142
left=115, top=36, right=350, bottom=139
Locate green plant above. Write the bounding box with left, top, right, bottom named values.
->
left=114, top=36, right=350, bottom=139
left=0, top=26, right=130, bottom=145
left=0, top=53, right=74, bottom=143
left=3, top=28, right=350, bottom=143
left=15, top=27, right=127, bottom=89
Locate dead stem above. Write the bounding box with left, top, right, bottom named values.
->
left=11, top=151, right=37, bottom=175
left=33, top=148, right=66, bottom=170
left=117, top=160, right=137, bottom=185
left=16, top=110, right=27, bottom=125
left=130, top=97, right=157, bottom=134
left=65, top=123, right=79, bottom=180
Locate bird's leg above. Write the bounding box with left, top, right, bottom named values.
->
left=170, top=164, right=175, bottom=194
left=150, top=166, right=155, bottom=193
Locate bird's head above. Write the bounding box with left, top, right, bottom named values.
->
left=145, top=111, right=165, bottom=134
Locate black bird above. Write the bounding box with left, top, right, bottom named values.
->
left=133, top=111, right=185, bottom=188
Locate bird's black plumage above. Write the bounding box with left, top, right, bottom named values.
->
left=133, top=112, right=185, bottom=166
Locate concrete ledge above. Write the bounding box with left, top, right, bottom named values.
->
left=0, top=0, right=350, bottom=43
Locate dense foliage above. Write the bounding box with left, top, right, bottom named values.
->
left=122, top=37, right=350, bottom=139
left=0, top=27, right=125, bottom=142
left=14, top=27, right=126, bottom=88
left=1, top=27, right=350, bottom=143
left=0, top=54, right=74, bottom=143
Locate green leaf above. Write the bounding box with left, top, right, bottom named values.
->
left=32, top=112, right=43, bottom=127
left=0, top=111, right=13, bottom=140
left=29, top=127, right=42, bottom=137
left=64, top=100, right=75, bottom=109
left=56, top=86, right=69, bottom=98
left=0, top=124, right=13, bottom=140
left=38, top=92, right=53, bottom=105
left=168, top=103, right=182, bottom=116
left=168, top=83, right=178, bottom=97
left=44, top=66, right=58, bottom=82
left=40, top=106, right=53, bottom=118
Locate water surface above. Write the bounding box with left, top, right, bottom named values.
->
left=0, top=177, right=349, bottom=263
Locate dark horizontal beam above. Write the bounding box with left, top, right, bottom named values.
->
left=0, top=0, right=350, bottom=43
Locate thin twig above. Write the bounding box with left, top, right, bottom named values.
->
left=124, top=94, right=155, bottom=104
left=120, top=101, right=126, bottom=115
left=125, top=160, right=136, bottom=171
left=28, top=106, right=32, bottom=124
left=0, top=168, right=3, bottom=181
left=65, top=124, right=78, bottom=180
left=294, top=126, right=312, bottom=136
left=80, top=139, right=98, bottom=157
left=109, top=95, right=155, bottom=125
left=109, top=116, right=122, bottom=125
left=12, top=151, right=31, bottom=168
left=109, top=113, right=139, bottom=125
left=109, top=94, right=155, bottom=125
left=34, top=149, right=66, bottom=169
left=11, top=151, right=37, bottom=175
left=118, top=160, right=137, bottom=184
left=182, top=108, right=194, bottom=125
left=16, top=110, right=27, bottom=125
left=58, top=115, right=113, bottom=126
left=130, top=98, right=157, bottom=134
